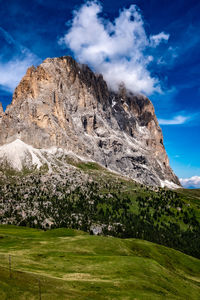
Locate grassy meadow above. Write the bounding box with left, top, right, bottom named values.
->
left=0, top=225, right=200, bottom=299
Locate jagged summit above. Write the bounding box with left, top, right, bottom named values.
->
left=0, top=56, right=180, bottom=187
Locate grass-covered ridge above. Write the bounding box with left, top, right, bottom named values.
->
left=0, top=225, right=200, bottom=299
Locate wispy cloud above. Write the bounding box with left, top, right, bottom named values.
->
left=0, top=27, right=40, bottom=92
left=0, top=52, right=40, bottom=92
left=158, top=111, right=199, bottom=125
left=180, top=176, right=200, bottom=188
left=156, top=46, right=178, bottom=66
left=158, top=115, right=190, bottom=125
left=0, top=27, right=17, bottom=46
left=150, top=32, right=169, bottom=48
left=59, top=1, right=170, bottom=95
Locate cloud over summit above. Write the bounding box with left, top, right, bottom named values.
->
left=59, top=1, right=169, bottom=95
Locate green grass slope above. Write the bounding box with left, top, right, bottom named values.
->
left=0, top=226, right=200, bottom=299
left=1, top=162, right=200, bottom=259
left=0, top=161, right=200, bottom=258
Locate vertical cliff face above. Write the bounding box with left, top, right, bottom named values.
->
left=0, top=56, right=180, bottom=187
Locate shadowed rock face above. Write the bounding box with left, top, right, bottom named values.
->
left=0, top=56, right=180, bottom=187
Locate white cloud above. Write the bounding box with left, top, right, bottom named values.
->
left=150, top=32, right=169, bottom=47
left=0, top=52, right=40, bottom=92
left=158, top=115, right=190, bottom=125
left=180, top=176, right=200, bottom=188
left=0, top=28, right=40, bottom=92
left=59, top=1, right=170, bottom=95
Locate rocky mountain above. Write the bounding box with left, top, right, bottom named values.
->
left=0, top=56, right=180, bottom=187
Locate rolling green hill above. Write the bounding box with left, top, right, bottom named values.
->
left=0, top=225, right=200, bottom=299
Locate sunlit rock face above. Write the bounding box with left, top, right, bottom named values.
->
left=0, top=56, right=180, bottom=187
left=0, top=102, right=3, bottom=118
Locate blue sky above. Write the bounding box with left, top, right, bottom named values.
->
left=0, top=0, right=200, bottom=186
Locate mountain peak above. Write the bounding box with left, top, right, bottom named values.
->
left=0, top=56, right=180, bottom=187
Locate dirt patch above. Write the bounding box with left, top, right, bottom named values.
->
left=63, top=273, right=112, bottom=282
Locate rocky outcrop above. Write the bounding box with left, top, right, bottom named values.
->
left=0, top=102, right=3, bottom=118
left=0, top=56, right=180, bottom=187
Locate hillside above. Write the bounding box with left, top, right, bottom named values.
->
left=0, top=55, right=199, bottom=299
left=0, top=226, right=200, bottom=299
left=0, top=160, right=200, bottom=258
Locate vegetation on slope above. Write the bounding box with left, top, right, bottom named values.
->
left=0, top=226, right=200, bottom=299
left=0, top=161, right=200, bottom=259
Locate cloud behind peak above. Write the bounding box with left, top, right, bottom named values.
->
left=59, top=1, right=170, bottom=95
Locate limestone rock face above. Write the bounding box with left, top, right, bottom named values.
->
left=0, top=56, right=180, bottom=187
left=0, top=102, right=3, bottom=118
